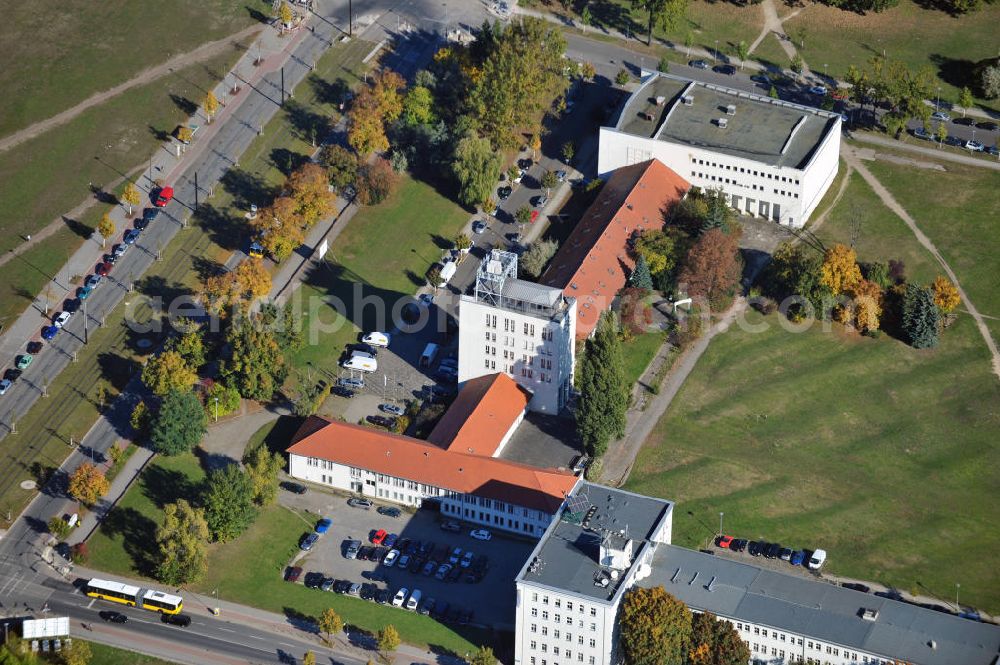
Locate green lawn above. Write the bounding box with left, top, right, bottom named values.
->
left=71, top=642, right=180, bottom=665
left=750, top=33, right=791, bottom=72
left=863, top=158, right=1000, bottom=343
left=87, top=451, right=483, bottom=654
left=0, top=0, right=257, bottom=137
left=626, top=163, right=1000, bottom=613
left=288, top=175, right=470, bottom=386
left=622, top=331, right=667, bottom=389
left=782, top=0, right=1000, bottom=109
left=0, top=46, right=245, bottom=324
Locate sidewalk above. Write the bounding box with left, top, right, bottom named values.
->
left=0, top=19, right=315, bottom=364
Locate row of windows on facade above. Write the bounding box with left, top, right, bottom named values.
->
left=530, top=594, right=599, bottom=615
left=738, top=622, right=872, bottom=663
left=484, top=331, right=555, bottom=354
left=527, top=642, right=597, bottom=662
left=528, top=653, right=596, bottom=665
left=690, top=171, right=800, bottom=198
left=444, top=502, right=539, bottom=533
left=483, top=358, right=554, bottom=383
left=485, top=314, right=553, bottom=339
left=690, top=156, right=801, bottom=185
left=484, top=346, right=556, bottom=370
left=530, top=623, right=599, bottom=635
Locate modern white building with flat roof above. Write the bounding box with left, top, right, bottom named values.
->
left=458, top=250, right=577, bottom=414
left=514, top=482, right=1000, bottom=665
left=598, top=72, right=841, bottom=228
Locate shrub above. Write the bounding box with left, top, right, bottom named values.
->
left=205, top=382, right=242, bottom=419
left=70, top=542, right=90, bottom=565
left=48, top=517, right=72, bottom=539
left=615, top=69, right=631, bottom=86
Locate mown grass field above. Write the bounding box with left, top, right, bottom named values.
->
left=35, top=641, right=181, bottom=665
left=626, top=165, right=1000, bottom=613
left=781, top=0, right=1000, bottom=108
left=86, top=451, right=483, bottom=654
left=0, top=0, right=257, bottom=137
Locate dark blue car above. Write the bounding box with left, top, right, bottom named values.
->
left=790, top=550, right=806, bottom=566
left=315, top=518, right=332, bottom=534
left=42, top=326, right=59, bottom=341
left=383, top=533, right=398, bottom=549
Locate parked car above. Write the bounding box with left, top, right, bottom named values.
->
left=533, top=195, right=548, bottom=207
left=842, top=582, right=871, bottom=593
left=377, top=506, right=402, bottom=518
left=300, top=533, right=319, bottom=551
left=472, top=220, right=487, bottom=234
left=380, top=403, right=405, bottom=416
left=281, top=481, right=307, bottom=494
left=497, top=186, right=512, bottom=200
left=713, top=64, right=736, bottom=75
left=419, top=597, right=435, bottom=616
left=85, top=274, right=102, bottom=289
left=931, top=111, right=951, bottom=122
left=112, top=243, right=127, bottom=259
left=331, top=386, right=355, bottom=398
left=405, top=589, right=422, bottom=611
left=392, top=588, right=409, bottom=607
left=808, top=85, right=827, bottom=96
left=765, top=543, right=782, bottom=559
left=731, top=538, right=747, bottom=552
left=383, top=533, right=399, bottom=549
left=953, top=117, right=975, bottom=126
left=397, top=554, right=411, bottom=569
left=747, top=541, right=762, bottom=556
left=422, top=560, right=437, bottom=576
left=750, top=74, right=770, bottom=84
left=333, top=579, right=352, bottom=594
left=78, top=285, right=95, bottom=301
left=965, top=140, right=985, bottom=152
left=138, top=207, right=160, bottom=229
left=338, top=377, right=364, bottom=389
left=315, top=518, right=332, bottom=534
left=15, top=355, right=32, bottom=371
left=555, top=169, right=567, bottom=182
left=911, top=127, right=932, bottom=140
left=367, top=414, right=396, bottom=428
left=715, top=535, right=734, bottom=549
left=976, top=121, right=998, bottom=131
left=469, top=529, right=492, bottom=541
left=807, top=549, right=827, bottom=570
left=0, top=379, right=12, bottom=396
left=448, top=547, right=463, bottom=565
left=383, top=549, right=400, bottom=567
left=345, top=540, right=362, bottom=559
left=371, top=529, right=388, bottom=545
left=779, top=547, right=793, bottom=561
left=321, top=578, right=336, bottom=592
left=347, top=497, right=373, bottom=509
left=304, top=572, right=324, bottom=589
left=440, top=520, right=461, bottom=532
left=41, top=326, right=59, bottom=341
left=689, top=59, right=709, bottom=69
left=123, top=229, right=140, bottom=245
left=348, top=583, right=362, bottom=596
left=154, top=186, right=174, bottom=207
left=460, top=551, right=475, bottom=568
left=435, top=563, right=452, bottom=580
left=790, top=550, right=806, bottom=566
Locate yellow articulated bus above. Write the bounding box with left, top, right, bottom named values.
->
left=85, top=578, right=184, bottom=615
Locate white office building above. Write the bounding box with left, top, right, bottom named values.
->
left=515, top=483, right=1000, bottom=665
left=598, top=72, right=841, bottom=228
left=458, top=250, right=577, bottom=414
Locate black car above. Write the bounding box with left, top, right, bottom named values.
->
left=842, top=582, right=871, bottom=593
left=730, top=538, right=748, bottom=552
left=333, top=579, right=353, bottom=594
left=303, top=572, right=325, bottom=589
left=376, top=588, right=393, bottom=604
left=945, top=136, right=964, bottom=147
left=408, top=555, right=426, bottom=574
left=100, top=611, right=128, bottom=624
left=875, top=589, right=904, bottom=601
left=713, top=64, right=736, bottom=75
left=360, top=583, right=378, bottom=601
left=747, top=541, right=762, bottom=556
left=358, top=545, right=375, bottom=560
left=975, top=121, right=998, bottom=131
left=447, top=565, right=463, bottom=583
left=953, top=117, right=975, bottom=126
left=750, top=74, right=770, bottom=85
left=161, top=613, right=192, bottom=627
left=332, top=386, right=355, bottom=398
left=366, top=415, right=396, bottom=428
left=406, top=539, right=422, bottom=555
left=281, top=481, right=307, bottom=495
left=138, top=207, right=160, bottom=229
left=497, top=186, right=512, bottom=200
left=377, top=506, right=402, bottom=518
left=765, top=543, right=783, bottom=559
left=689, top=59, right=709, bottom=69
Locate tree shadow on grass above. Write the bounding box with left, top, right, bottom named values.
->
left=62, top=216, right=94, bottom=239
left=252, top=415, right=305, bottom=458
left=99, top=506, right=160, bottom=576
left=282, top=607, right=318, bottom=634
left=283, top=98, right=330, bottom=145
left=148, top=125, right=172, bottom=143
left=928, top=54, right=976, bottom=92
left=170, top=94, right=198, bottom=116
left=194, top=447, right=237, bottom=472
left=270, top=148, right=311, bottom=177
left=308, top=73, right=350, bottom=107
left=219, top=169, right=279, bottom=210
left=140, top=464, right=204, bottom=509
left=96, top=351, right=139, bottom=393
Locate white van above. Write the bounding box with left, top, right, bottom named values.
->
left=342, top=355, right=377, bottom=373
left=405, top=589, right=422, bottom=611
left=350, top=350, right=376, bottom=362
left=437, top=261, right=457, bottom=288
left=362, top=332, right=390, bottom=348
left=420, top=343, right=439, bottom=368
left=807, top=549, right=827, bottom=570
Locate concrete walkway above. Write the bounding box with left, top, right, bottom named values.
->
left=841, top=146, right=1000, bottom=379
left=756, top=0, right=810, bottom=76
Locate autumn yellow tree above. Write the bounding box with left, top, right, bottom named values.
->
left=204, top=91, right=220, bottom=122
left=203, top=260, right=272, bottom=314
left=376, top=624, right=400, bottom=653
left=931, top=275, right=960, bottom=313
left=529, top=133, right=542, bottom=160
left=250, top=197, right=305, bottom=262
left=279, top=0, right=293, bottom=25
left=348, top=90, right=389, bottom=157
left=61, top=638, right=92, bottom=665
left=288, top=163, right=337, bottom=228
left=318, top=608, right=343, bottom=644
left=819, top=243, right=862, bottom=295
left=69, top=463, right=110, bottom=506
left=850, top=279, right=883, bottom=333
left=97, top=212, right=115, bottom=248
left=142, top=350, right=198, bottom=396
left=302, top=653, right=316, bottom=665
left=122, top=182, right=141, bottom=215
left=371, top=69, right=406, bottom=122
left=620, top=587, right=691, bottom=665
left=177, top=126, right=194, bottom=144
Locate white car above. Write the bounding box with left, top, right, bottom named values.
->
left=405, top=589, right=421, bottom=611
left=807, top=549, right=827, bottom=570
left=808, top=86, right=827, bottom=96
left=0, top=379, right=11, bottom=396
left=383, top=549, right=400, bottom=567
left=460, top=551, right=475, bottom=568
left=469, top=529, right=492, bottom=541
left=53, top=311, right=72, bottom=328
left=931, top=111, right=951, bottom=122
left=965, top=140, right=985, bottom=152
left=392, top=587, right=408, bottom=607
left=472, top=220, right=487, bottom=234
left=362, top=331, right=390, bottom=348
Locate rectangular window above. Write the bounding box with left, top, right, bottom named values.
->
left=531, top=608, right=538, bottom=617
left=531, top=624, right=537, bottom=633
left=590, top=608, right=597, bottom=617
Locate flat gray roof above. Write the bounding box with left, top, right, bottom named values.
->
left=615, top=73, right=838, bottom=170
left=640, top=546, right=1000, bottom=665
left=502, top=278, right=563, bottom=309
left=518, top=482, right=672, bottom=602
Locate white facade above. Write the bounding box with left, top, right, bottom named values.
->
left=728, top=617, right=890, bottom=665
left=288, top=453, right=557, bottom=537
left=459, top=280, right=577, bottom=414
left=598, top=75, right=841, bottom=228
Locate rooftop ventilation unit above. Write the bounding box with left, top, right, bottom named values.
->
left=682, top=95, right=694, bottom=106
left=726, top=104, right=736, bottom=116
left=717, top=118, right=729, bottom=129
left=861, top=608, right=879, bottom=622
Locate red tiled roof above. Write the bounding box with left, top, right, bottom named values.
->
left=287, top=416, right=579, bottom=513
left=427, top=374, right=531, bottom=456
left=541, top=159, right=689, bottom=338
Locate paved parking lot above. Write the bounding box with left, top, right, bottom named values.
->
left=280, top=485, right=536, bottom=630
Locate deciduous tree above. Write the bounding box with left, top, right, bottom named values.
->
left=205, top=381, right=241, bottom=419
left=520, top=239, right=558, bottom=279
left=97, top=213, right=115, bottom=248
left=376, top=624, right=401, bottom=652
left=902, top=283, right=940, bottom=348
left=122, top=182, right=141, bottom=215
left=302, top=653, right=316, bottom=665
left=819, top=243, right=862, bottom=295
left=848, top=279, right=883, bottom=333
left=562, top=141, right=576, bottom=162
left=736, top=40, right=749, bottom=70
left=204, top=91, right=220, bottom=122
left=580, top=61, right=596, bottom=81
left=150, top=389, right=207, bottom=456
left=204, top=464, right=257, bottom=542
left=142, top=350, right=197, bottom=396
left=279, top=0, right=293, bottom=25
left=62, top=638, right=92, bottom=665
left=48, top=516, right=72, bottom=539
left=318, top=608, right=344, bottom=644
left=540, top=169, right=558, bottom=194
left=68, top=463, right=109, bottom=506
left=620, top=586, right=691, bottom=665
left=155, top=499, right=209, bottom=585
left=514, top=205, right=533, bottom=227
left=959, top=86, right=974, bottom=116
left=453, top=134, right=503, bottom=207
left=470, top=646, right=496, bottom=665
left=244, top=444, right=283, bottom=506
left=166, top=326, right=206, bottom=370
left=688, top=611, right=749, bottom=665
left=203, top=260, right=272, bottom=314
left=288, top=163, right=338, bottom=228
left=319, top=145, right=359, bottom=189
left=931, top=275, right=960, bottom=313
left=402, top=85, right=436, bottom=126
left=348, top=90, right=390, bottom=157
left=935, top=121, right=948, bottom=147
left=220, top=317, right=289, bottom=401
left=356, top=157, right=398, bottom=205
left=130, top=400, right=152, bottom=438
left=678, top=228, right=743, bottom=311
left=576, top=312, right=629, bottom=458
left=371, top=69, right=406, bottom=122
left=631, top=0, right=687, bottom=46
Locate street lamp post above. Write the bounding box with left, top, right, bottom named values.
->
left=715, top=39, right=720, bottom=62
left=213, top=587, right=220, bottom=616
left=719, top=511, right=724, bottom=537
left=936, top=86, right=941, bottom=111
left=214, top=397, right=219, bottom=423
left=956, top=583, right=961, bottom=610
